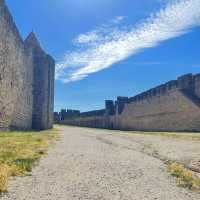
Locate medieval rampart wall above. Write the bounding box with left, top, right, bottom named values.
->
left=0, top=0, right=33, bottom=130
left=61, top=116, right=105, bottom=129
left=61, top=73, right=200, bottom=132
left=114, top=89, right=200, bottom=131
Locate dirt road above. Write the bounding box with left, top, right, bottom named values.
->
left=1, top=126, right=200, bottom=200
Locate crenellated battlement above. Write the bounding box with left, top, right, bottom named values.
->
left=58, top=73, right=200, bottom=122
left=128, top=73, right=200, bottom=105
left=57, top=72, right=200, bottom=132
left=105, top=100, right=115, bottom=116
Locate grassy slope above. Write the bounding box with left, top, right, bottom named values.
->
left=0, top=129, right=59, bottom=192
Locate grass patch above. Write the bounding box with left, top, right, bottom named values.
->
left=0, top=128, right=59, bottom=193
left=168, top=162, right=200, bottom=191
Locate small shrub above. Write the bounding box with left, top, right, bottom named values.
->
left=168, top=163, right=200, bottom=190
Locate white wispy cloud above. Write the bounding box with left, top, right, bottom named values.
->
left=111, top=16, right=126, bottom=24
left=56, top=0, right=200, bottom=83
left=73, top=16, right=126, bottom=46
left=75, top=32, right=99, bottom=44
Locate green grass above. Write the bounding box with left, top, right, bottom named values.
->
left=0, top=129, right=59, bottom=193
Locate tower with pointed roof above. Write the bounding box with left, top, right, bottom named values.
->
left=25, top=32, right=55, bottom=130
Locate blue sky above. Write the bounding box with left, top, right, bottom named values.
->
left=6, top=0, right=200, bottom=112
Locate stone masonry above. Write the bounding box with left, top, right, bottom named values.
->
left=0, top=0, right=55, bottom=131
left=58, top=73, right=200, bottom=132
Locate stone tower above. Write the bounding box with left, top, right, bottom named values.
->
left=25, top=32, right=55, bottom=130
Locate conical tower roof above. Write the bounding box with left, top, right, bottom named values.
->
left=25, top=31, right=43, bottom=52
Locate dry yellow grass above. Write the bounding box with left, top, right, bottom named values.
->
left=0, top=129, right=59, bottom=193
left=168, top=162, right=200, bottom=191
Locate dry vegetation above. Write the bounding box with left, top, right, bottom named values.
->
left=0, top=129, right=59, bottom=193
left=168, top=163, right=200, bottom=191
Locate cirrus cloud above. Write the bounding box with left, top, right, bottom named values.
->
left=56, top=0, right=200, bottom=83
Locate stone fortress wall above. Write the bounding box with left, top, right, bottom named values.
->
left=0, top=0, right=55, bottom=130
left=57, top=73, right=200, bottom=132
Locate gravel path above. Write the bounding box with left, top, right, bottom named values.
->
left=1, top=126, right=200, bottom=200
